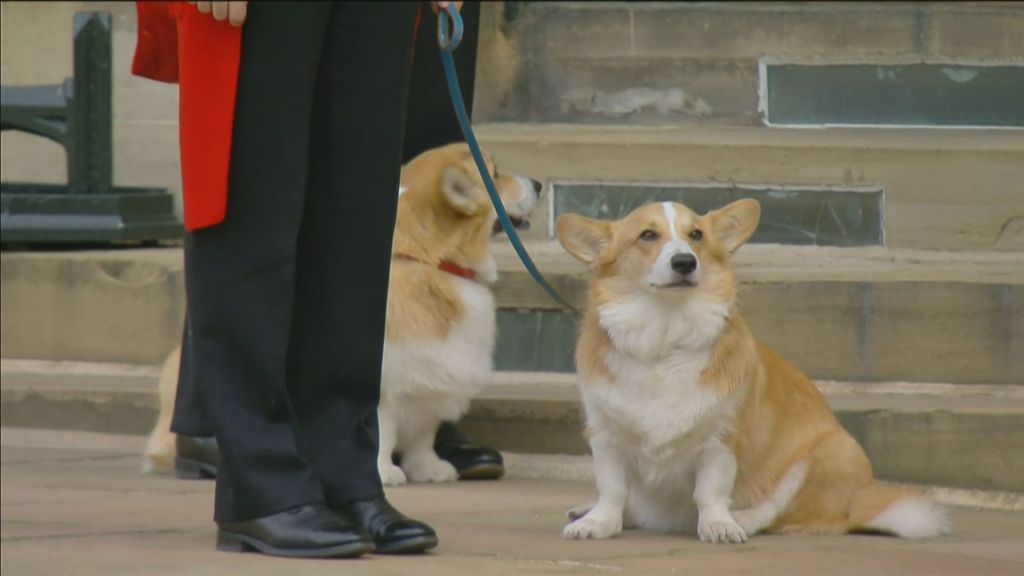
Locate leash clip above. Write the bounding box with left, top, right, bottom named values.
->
left=437, top=3, right=464, bottom=52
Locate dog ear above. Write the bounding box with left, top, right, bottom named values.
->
left=441, top=166, right=486, bottom=215
left=557, top=214, right=612, bottom=265
left=707, top=199, right=761, bottom=253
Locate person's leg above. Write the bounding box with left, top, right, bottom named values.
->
left=285, top=0, right=415, bottom=503
left=400, top=2, right=505, bottom=480
left=170, top=297, right=221, bottom=479
left=187, top=1, right=332, bottom=524
left=282, top=1, right=436, bottom=555
left=171, top=233, right=213, bottom=437
left=164, top=229, right=220, bottom=481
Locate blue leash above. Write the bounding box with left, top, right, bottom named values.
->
left=438, top=5, right=578, bottom=314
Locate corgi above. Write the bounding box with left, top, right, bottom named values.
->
left=556, top=199, right=948, bottom=543
left=378, top=143, right=540, bottom=485
left=141, top=345, right=181, bottom=475
left=141, top=143, right=541, bottom=484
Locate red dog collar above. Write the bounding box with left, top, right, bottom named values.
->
left=438, top=260, right=476, bottom=280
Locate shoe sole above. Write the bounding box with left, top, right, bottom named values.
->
left=216, top=530, right=375, bottom=558
left=174, top=457, right=218, bottom=480
left=457, top=463, right=505, bottom=481
left=373, top=534, right=439, bottom=555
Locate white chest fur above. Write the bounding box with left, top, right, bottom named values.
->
left=382, top=277, right=496, bottom=406
left=585, top=348, right=722, bottom=458
left=584, top=293, right=735, bottom=475
left=597, top=293, right=729, bottom=360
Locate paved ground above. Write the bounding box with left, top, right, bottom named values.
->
left=2, top=428, right=1023, bottom=576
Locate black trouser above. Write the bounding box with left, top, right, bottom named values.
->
left=172, top=3, right=481, bottom=439
left=179, top=2, right=419, bottom=523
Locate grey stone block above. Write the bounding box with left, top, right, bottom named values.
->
left=0, top=251, right=185, bottom=365
left=765, top=63, right=1024, bottom=127
left=502, top=56, right=760, bottom=125
left=629, top=4, right=920, bottom=60
left=490, top=280, right=1024, bottom=384
left=552, top=181, right=885, bottom=247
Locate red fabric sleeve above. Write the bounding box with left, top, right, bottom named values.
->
left=131, top=1, right=181, bottom=83
left=176, top=4, right=242, bottom=230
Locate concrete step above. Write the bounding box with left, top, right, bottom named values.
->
left=468, top=373, right=1024, bottom=495
left=0, top=248, right=186, bottom=365
left=2, top=243, right=1021, bottom=382
left=479, top=2, right=1024, bottom=125
left=2, top=359, right=1022, bottom=494
left=475, top=123, right=1024, bottom=252
left=489, top=241, right=1023, bottom=384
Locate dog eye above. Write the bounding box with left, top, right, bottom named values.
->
left=689, top=229, right=703, bottom=241
left=639, top=229, right=659, bottom=241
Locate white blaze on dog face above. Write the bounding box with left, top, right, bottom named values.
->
left=556, top=199, right=761, bottom=304
left=645, top=202, right=700, bottom=289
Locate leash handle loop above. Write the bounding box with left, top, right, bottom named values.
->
left=437, top=4, right=463, bottom=53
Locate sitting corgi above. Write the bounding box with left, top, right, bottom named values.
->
left=142, top=144, right=541, bottom=486
left=556, top=199, right=947, bottom=542
left=378, top=143, right=540, bottom=485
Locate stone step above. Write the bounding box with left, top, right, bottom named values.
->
left=479, top=2, right=1024, bottom=125
left=467, top=372, right=1024, bottom=494
left=2, top=243, right=1021, bottom=382
left=475, top=123, right=1024, bottom=252
left=0, top=248, right=186, bottom=365
left=2, top=359, right=1022, bottom=494
left=489, top=242, right=1023, bottom=384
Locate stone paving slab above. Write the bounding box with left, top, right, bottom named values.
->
left=2, top=428, right=1023, bottom=576
left=4, top=362, right=1024, bottom=492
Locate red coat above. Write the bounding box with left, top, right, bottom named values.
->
left=133, top=1, right=241, bottom=230
left=133, top=2, right=424, bottom=231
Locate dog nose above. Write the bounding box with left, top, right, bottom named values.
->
left=530, top=179, right=543, bottom=197
left=670, top=253, right=697, bottom=275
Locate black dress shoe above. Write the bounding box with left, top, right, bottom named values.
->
left=434, top=422, right=505, bottom=480
left=336, top=496, right=438, bottom=554
left=217, top=503, right=374, bottom=558
left=175, top=434, right=219, bottom=480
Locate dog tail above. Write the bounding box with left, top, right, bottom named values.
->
left=848, top=483, right=949, bottom=539
left=141, top=346, right=181, bottom=475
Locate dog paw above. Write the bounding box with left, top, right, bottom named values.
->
left=403, top=457, right=458, bottom=484
left=379, top=462, right=408, bottom=486
left=698, top=518, right=748, bottom=544
left=562, top=515, right=622, bottom=540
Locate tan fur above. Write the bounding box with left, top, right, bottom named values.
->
left=559, top=199, right=945, bottom=539
left=388, top=143, right=526, bottom=341
left=378, top=143, right=539, bottom=485
left=385, top=260, right=465, bottom=341
left=141, top=346, right=180, bottom=475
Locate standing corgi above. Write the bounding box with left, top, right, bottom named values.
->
left=556, top=200, right=947, bottom=542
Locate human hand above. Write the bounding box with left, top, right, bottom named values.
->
left=189, top=1, right=248, bottom=27
left=430, top=1, right=464, bottom=15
